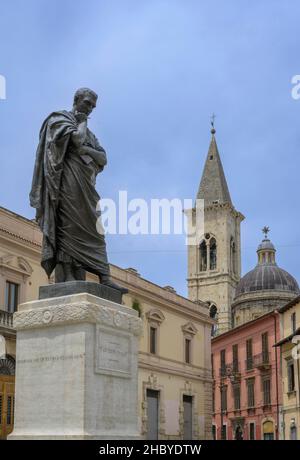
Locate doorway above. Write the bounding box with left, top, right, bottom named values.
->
left=183, top=395, right=193, bottom=439
left=235, top=425, right=243, bottom=440
left=147, top=389, right=159, bottom=440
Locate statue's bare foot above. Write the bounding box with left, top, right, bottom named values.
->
left=100, top=275, right=128, bottom=295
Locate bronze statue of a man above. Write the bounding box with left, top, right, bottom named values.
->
left=30, top=88, right=124, bottom=292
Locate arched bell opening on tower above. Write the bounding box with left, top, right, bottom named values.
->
left=209, top=238, right=217, bottom=270
left=199, top=240, right=207, bottom=272
left=230, top=237, right=237, bottom=275
left=199, top=236, right=217, bottom=272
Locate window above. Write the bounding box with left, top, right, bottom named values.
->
left=6, top=396, right=13, bottom=425
left=199, top=241, right=207, bottom=272
left=262, top=332, right=269, bottom=363
left=232, top=344, right=239, bottom=373
left=290, top=426, right=297, bottom=440
left=221, top=385, right=227, bottom=412
left=230, top=237, right=237, bottom=274
left=185, top=339, right=191, bottom=364
left=209, top=304, right=217, bottom=319
left=5, top=281, right=19, bottom=313
left=233, top=385, right=241, bottom=411
left=220, top=349, right=226, bottom=376
left=291, top=312, right=296, bottom=334
left=182, top=323, right=197, bottom=365
left=209, top=238, right=217, bottom=270
left=212, top=425, right=216, bottom=440
left=0, top=395, right=2, bottom=426
left=150, top=327, right=157, bottom=355
left=263, top=379, right=271, bottom=405
left=146, top=309, right=165, bottom=357
left=209, top=304, right=218, bottom=337
left=246, top=339, right=253, bottom=370
left=288, top=362, right=295, bottom=392
left=247, top=379, right=255, bottom=408
left=221, top=424, right=227, bottom=440
left=249, top=423, right=255, bottom=440
left=212, top=388, right=215, bottom=413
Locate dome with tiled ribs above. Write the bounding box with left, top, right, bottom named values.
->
left=235, top=263, right=299, bottom=296
left=235, top=235, right=300, bottom=297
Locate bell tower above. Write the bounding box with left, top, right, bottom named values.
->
left=187, top=124, right=244, bottom=335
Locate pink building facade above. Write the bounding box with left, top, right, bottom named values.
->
left=212, top=311, right=282, bottom=440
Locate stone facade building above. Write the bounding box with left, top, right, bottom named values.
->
left=0, top=206, right=213, bottom=440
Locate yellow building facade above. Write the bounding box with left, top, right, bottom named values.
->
left=0, top=206, right=213, bottom=440
left=275, top=296, right=300, bottom=440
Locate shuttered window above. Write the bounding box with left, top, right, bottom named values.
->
left=263, top=379, right=271, bottom=405
left=288, top=362, right=295, bottom=392
left=247, top=379, right=255, bottom=408
left=233, top=385, right=241, bottom=410
left=246, top=339, right=253, bottom=370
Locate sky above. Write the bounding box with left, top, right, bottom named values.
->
left=1, top=0, right=300, bottom=297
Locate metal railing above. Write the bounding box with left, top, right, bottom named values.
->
left=231, top=361, right=241, bottom=374
left=219, top=363, right=241, bottom=378
left=253, top=352, right=270, bottom=367
left=219, top=366, right=227, bottom=377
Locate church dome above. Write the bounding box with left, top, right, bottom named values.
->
left=235, top=263, right=299, bottom=296
left=235, top=229, right=299, bottom=297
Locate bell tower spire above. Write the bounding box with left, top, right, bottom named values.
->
left=187, top=120, right=244, bottom=335
left=196, top=121, right=232, bottom=207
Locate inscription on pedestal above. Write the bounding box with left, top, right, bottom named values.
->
left=95, top=326, right=132, bottom=378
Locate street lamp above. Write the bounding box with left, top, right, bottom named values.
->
left=219, top=364, right=236, bottom=440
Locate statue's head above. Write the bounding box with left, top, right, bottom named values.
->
left=73, top=88, right=98, bottom=116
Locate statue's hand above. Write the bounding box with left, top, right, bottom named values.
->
left=74, top=111, right=88, bottom=124
left=77, top=145, right=88, bottom=156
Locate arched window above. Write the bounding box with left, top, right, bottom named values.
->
left=210, top=238, right=217, bottom=270
left=231, top=238, right=236, bottom=274
left=0, top=355, right=15, bottom=376
left=209, top=304, right=218, bottom=337
left=209, top=304, right=218, bottom=319
left=199, top=241, right=207, bottom=272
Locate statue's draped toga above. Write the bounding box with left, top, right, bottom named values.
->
left=29, top=110, right=109, bottom=279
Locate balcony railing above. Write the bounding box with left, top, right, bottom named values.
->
left=219, top=363, right=241, bottom=379
left=0, top=309, right=14, bottom=328
left=220, top=366, right=227, bottom=377
left=231, top=361, right=241, bottom=375
left=253, top=352, right=271, bottom=370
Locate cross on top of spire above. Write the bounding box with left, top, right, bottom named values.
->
left=262, top=226, right=270, bottom=239
left=210, top=113, right=216, bottom=134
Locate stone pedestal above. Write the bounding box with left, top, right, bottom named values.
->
left=9, top=292, right=142, bottom=440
